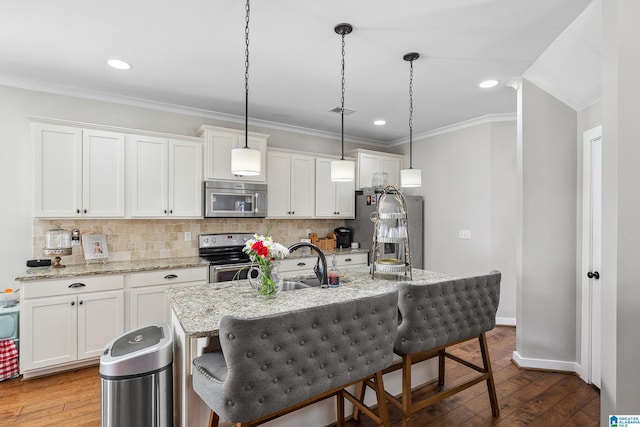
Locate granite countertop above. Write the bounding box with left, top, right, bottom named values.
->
left=166, top=266, right=453, bottom=338
left=15, top=256, right=210, bottom=281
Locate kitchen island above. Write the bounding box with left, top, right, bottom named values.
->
left=167, top=266, right=453, bottom=427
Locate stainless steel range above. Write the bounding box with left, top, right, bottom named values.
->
left=199, top=233, right=256, bottom=283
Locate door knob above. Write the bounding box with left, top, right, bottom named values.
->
left=587, top=271, right=600, bottom=279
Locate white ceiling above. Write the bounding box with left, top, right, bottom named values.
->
left=0, top=0, right=594, bottom=144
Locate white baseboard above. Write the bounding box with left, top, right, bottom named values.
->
left=496, top=317, right=516, bottom=326
left=512, top=351, right=579, bottom=373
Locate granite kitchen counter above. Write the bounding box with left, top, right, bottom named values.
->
left=166, top=266, right=453, bottom=338
left=15, top=256, right=209, bottom=281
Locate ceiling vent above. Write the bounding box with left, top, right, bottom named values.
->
left=329, top=106, right=355, bottom=115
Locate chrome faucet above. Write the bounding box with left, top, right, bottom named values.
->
left=287, top=242, right=328, bottom=286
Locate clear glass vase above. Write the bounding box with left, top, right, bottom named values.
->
left=248, top=261, right=283, bottom=298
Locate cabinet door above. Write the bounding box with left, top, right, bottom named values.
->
left=21, top=295, right=78, bottom=371
left=130, top=135, right=169, bottom=217
left=356, top=152, right=381, bottom=189
left=168, top=139, right=203, bottom=217
left=77, top=290, right=124, bottom=360
left=334, top=179, right=355, bottom=218
left=315, top=157, right=354, bottom=218
left=289, top=153, right=315, bottom=217
left=82, top=129, right=126, bottom=217
left=33, top=123, right=83, bottom=217
left=381, top=157, right=401, bottom=188
left=129, top=285, right=170, bottom=330
left=203, top=128, right=268, bottom=183
left=315, top=157, right=337, bottom=217
left=204, top=128, right=238, bottom=181
left=266, top=151, right=292, bottom=217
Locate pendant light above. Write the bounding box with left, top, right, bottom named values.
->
left=330, top=23, right=355, bottom=182
left=231, top=0, right=261, bottom=176
left=400, top=52, right=422, bottom=187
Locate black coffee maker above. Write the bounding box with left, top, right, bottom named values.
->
left=334, top=227, right=353, bottom=249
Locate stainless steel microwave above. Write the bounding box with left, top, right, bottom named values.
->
left=204, top=181, right=268, bottom=218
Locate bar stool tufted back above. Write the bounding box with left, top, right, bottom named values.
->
left=395, top=271, right=501, bottom=355
left=354, top=271, right=501, bottom=427
left=192, top=290, right=398, bottom=426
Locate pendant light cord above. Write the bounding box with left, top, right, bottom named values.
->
left=340, top=30, right=346, bottom=160
left=409, top=57, right=414, bottom=169
left=244, top=0, right=250, bottom=149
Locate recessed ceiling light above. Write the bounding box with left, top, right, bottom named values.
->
left=479, top=79, right=499, bottom=89
left=107, top=59, right=132, bottom=70
left=374, top=120, right=386, bottom=126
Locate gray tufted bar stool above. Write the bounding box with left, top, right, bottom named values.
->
left=354, top=271, right=501, bottom=427
left=191, top=290, right=398, bottom=427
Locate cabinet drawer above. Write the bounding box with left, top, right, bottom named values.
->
left=127, top=267, right=207, bottom=287
left=22, top=275, right=124, bottom=299
left=279, top=257, right=318, bottom=273
left=334, top=252, right=368, bottom=268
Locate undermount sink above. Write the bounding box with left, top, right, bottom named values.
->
left=281, top=277, right=322, bottom=291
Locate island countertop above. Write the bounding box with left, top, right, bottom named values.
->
left=166, top=266, right=453, bottom=338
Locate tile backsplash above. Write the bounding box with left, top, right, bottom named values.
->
left=34, top=219, right=344, bottom=265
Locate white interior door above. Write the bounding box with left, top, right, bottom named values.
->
left=580, top=125, right=602, bottom=388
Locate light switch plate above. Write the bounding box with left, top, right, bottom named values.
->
left=458, top=229, right=471, bottom=239
left=184, top=231, right=192, bottom=241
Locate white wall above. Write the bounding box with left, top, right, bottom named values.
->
left=392, top=119, right=517, bottom=324
left=516, top=79, right=577, bottom=365
left=602, top=0, right=640, bottom=419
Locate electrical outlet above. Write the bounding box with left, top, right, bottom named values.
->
left=184, top=231, right=192, bottom=241
left=458, top=229, right=471, bottom=239
left=306, top=229, right=312, bottom=237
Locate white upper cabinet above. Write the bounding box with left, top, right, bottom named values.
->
left=33, top=123, right=125, bottom=218
left=315, top=157, right=355, bottom=218
left=348, top=148, right=403, bottom=190
left=267, top=150, right=315, bottom=218
left=130, top=135, right=202, bottom=218
left=198, top=125, right=268, bottom=183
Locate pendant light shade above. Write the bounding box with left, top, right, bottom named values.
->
left=400, top=168, right=422, bottom=187
left=331, top=159, right=356, bottom=181
left=231, top=146, right=261, bottom=176
left=331, top=23, right=355, bottom=182
left=400, top=52, right=422, bottom=188
left=231, top=0, right=261, bottom=176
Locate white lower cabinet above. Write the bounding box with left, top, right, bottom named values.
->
left=280, top=252, right=368, bottom=276
left=20, top=276, right=124, bottom=377
left=126, top=267, right=207, bottom=330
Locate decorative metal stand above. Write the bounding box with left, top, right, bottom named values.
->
left=370, top=185, right=413, bottom=279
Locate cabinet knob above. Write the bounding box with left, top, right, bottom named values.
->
left=79, top=300, right=83, bottom=305
left=76, top=209, right=81, bottom=214
left=83, top=209, right=87, bottom=214
left=164, top=209, right=168, bottom=214
left=71, top=301, right=75, bottom=306
left=169, top=210, right=173, bottom=214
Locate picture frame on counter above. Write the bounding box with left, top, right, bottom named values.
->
left=82, top=234, right=109, bottom=260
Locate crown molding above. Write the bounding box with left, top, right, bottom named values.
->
left=389, top=113, right=517, bottom=147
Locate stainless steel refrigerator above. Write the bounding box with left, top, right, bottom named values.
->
left=346, top=190, right=424, bottom=269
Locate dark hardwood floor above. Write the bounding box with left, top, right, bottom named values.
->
left=0, top=326, right=599, bottom=426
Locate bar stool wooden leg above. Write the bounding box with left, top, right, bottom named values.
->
left=208, top=410, right=219, bottom=427
left=479, top=333, right=500, bottom=417
left=401, top=354, right=413, bottom=427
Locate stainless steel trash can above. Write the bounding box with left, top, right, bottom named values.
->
left=100, top=323, right=173, bottom=427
